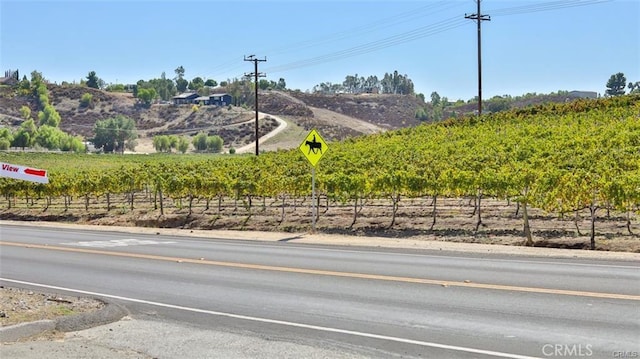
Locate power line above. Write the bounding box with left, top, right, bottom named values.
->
left=175, top=1, right=611, bottom=89
left=489, top=0, right=611, bottom=16
left=264, top=16, right=468, bottom=74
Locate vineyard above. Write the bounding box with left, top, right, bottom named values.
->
left=1, top=95, right=639, bottom=251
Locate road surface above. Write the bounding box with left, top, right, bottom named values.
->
left=1, top=224, right=638, bottom=358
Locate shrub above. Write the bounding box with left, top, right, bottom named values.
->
left=80, top=93, right=93, bottom=108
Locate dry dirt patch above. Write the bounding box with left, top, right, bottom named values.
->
left=0, top=286, right=104, bottom=328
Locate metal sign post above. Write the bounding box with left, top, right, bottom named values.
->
left=299, top=129, right=328, bottom=232
left=311, top=167, right=316, bottom=231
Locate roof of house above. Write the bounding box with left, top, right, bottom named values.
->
left=210, top=93, right=230, bottom=97
left=194, top=96, right=210, bottom=102
left=172, top=92, right=198, bottom=99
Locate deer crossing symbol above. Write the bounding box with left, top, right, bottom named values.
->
left=305, top=135, right=323, bottom=155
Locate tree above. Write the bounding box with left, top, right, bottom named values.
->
left=18, top=76, right=30, bottom=96
left=204, top=79, right=217, bottom=87
left=11, top=119, right=36, bottom=149
left=34, top=125, right=64, bottom=150
left=137, top=88, right=157, bottom=106
left=93, top=115, right=137, bottom=153
left=486, top=95, right=511, bottom=113
left=59, top=134, right=85, bottom=152
left=188, top=77, right=205, bottom=91
left=628, top=81, right=640, bottom=94
left=0, top=128, right=13, bottom=150
left=605, top=72, right=627, bottom=96
left=19, top=105, right=31, bottom=120
left=38, top=104, right=62, bottom=127
left=153, top=135, right=171, bottom=152
left=430, top=92, right=441, bottom=107
left=258, top=79, right=271, bottom=90
left=11, top=130, right=31, bottom=150
left=86, top=71, right=101, bottom=89
left=176, top=78, right=188, bottom=93
left=177, top=136, right=190, bottom=153
left=151, top=72, right=176, bottom=100
left=174, top=66, right=185, bottom=80
left=206, top=135, right=223, bottom=153
left=192, top=132, right=208, bottom=151
left=277, top=78, right=287, bottom=90
left=175, top=66, right=188, bottom=92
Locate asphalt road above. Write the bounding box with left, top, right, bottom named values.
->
left=1, top=224, right=639, bottom=358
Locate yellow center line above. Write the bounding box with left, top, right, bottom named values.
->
left=2, top=241, right=638, bottom=301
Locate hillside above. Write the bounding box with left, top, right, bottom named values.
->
left=0, top=84, right=428, bottom=152
left=0, top=83, right=597, bottom=153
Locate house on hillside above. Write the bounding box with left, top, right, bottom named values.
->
left=210, top=93, right=232, bottom=106
left=0, top=69, right=19, bottom=85
left=172, top=92, right=199, bottom=105
left=194, top=96, right=210, bottom=105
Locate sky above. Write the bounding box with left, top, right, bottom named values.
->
left=1, top=0, right=638, bottom=101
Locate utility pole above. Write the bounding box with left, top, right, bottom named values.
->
left=244, top=55, right=267, bottom=156
left=465, top=0, right=490, bottom=117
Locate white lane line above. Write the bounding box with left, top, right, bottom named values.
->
left=0, top=278, right=540, bottom=359
left=60, top=239, right=177, bottom=248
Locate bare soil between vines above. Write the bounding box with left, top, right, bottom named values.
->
left=2, top=196, right=638, bottom=253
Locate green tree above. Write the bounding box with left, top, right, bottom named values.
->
left=0, top=138, right=9, bottom=150
left=204, top=79, right=217, bottom=87
left=605, top=72, right=627, bottom=96
left=18, top=76, right=30, bottom=96
left=174, top=66, right=185, bottom=79
left=30, top=70, right=44, bottom=92
left=11, top=130, right=31, bottom=149
left=628, top=81, right=640, bottom=94
left=177, top=136, right=190, bottom=153
left=59, top=134, right=86, bottom=152
left=153, top=135, right=171, bottom=152
left=175, top=66, right=188, bottom=92
left=38, top=104, right=62, bottom=127
left=0, top=128, right=13, bottom=150
left=86, top=71, right=101, bottom=89
left=415, top=107, right=428, bottom=121
left=276, top=78, right=287, bottom=90
left=147, top=72, right=176, bottom=101
left=258, top=79, right=271, bottom=90
left=206, top=135, right=223, bottom=153
left=486, top=95, right=511, bottom=113
left=176, top=78, right=188, bottom=93
left=137, top=88, right=157, bottom=106
left=34, top=125, right=65, bottom=149
left=192, top=132, right=208, bottom=151
left=93, top=115, right=137, bottom=153
left=188, top=77, right=205, bottom=91
left=106, top=84, right=125, bottom=92
left=430, top=92, right=441, bottom=107
left=19, top=105, right=31, bottom=120
left=12, top=119, right=37, bottom=149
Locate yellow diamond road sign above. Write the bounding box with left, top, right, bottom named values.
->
left=299, top=129, right=328, bottom=167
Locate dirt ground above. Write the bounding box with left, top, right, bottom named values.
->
left=0, top=286, right=104, bottom=340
